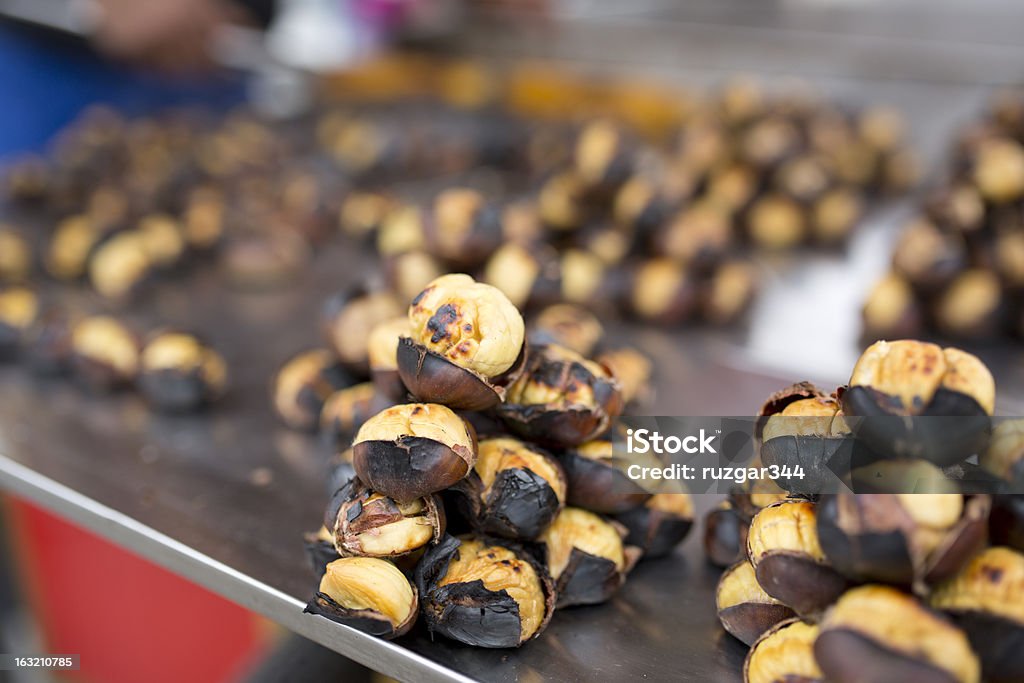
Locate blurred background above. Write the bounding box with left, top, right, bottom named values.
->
left=0, top=1, right=1023, bottom=681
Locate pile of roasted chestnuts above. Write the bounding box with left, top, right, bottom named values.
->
left=864, top=87, right=1024, bottom=342
left=297, top=272, right=692, bottom=648
left=706, top=339, right=1023, bottom=683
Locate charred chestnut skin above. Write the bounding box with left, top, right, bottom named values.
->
left=320, top=383, right=395, bottom=444
left=415, top=534, right=555, bottom=648
left=352, top=403, right=477, bottom=503
left=615, top=494, right=694, bottom=559
left=451, top=438, right=566, bottom=540
left=716, top=561, right=797, bottom=647
left=560, top=440, right=651, bottom=514
left=989, top=495, right=1024, bottom=552
left=396, top=336, right=525, bottom=411
left=324, top=477, right=445, bottom=558
left=816, top=493, right=990, bottom=588
left=703, top=501, right=750, bottom=568
left=496, top=345, right=624, bottom=448
left=137, top=331, right=227, bottom=413
left=272, top=349, right=353, bottom=431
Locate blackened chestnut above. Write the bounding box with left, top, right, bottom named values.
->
left=497, top=344, right=623, bottom=448
left=743, top=618, right=823, bottom=683
left=138, top=331, right=228, bottom=412
left=717, top=561, right=797, bottom=647
left=816, top=492, right=990, bottom=587
left=538, top=171, right=587, bottom=232
left=367, top=317, right=410, bottom=401
left=0, top=287, right=39, bottom=359
left=656, top=201, right=733, bottom=270
left=843, top=341, right=994, bottom=466
left=322, top=288, right=403, bottom=378
left=303, top=526, right=340, bottom=579
left=69, top=315, right=139, bottom=391
left=398, top=274, right=525, bottom=411
left=415, top=534, right=554, bottom=648
left=384, top=250, right=443, bottom=306
left=529, top=304, right=604, bottom=358
left=574, top=119, right=635, bottom=194
left=325, top=477, right=445, bottom=558
left=981, top=420, right=1024, bottom=487
left=304, top=556, right=418, bottom=639
left=451, top=436, right=566, bottom=540
left=933, top=270, right=1003, bottom=339
left=815, top=585, right=980, bottom=683
left=352, top=403, right=477, bottom=502
left=559, top=439, right=651, bottom=514
left=702, top=259, right=758, bottom=326
left=930, top=546, right=1024, bottom=683
left=615, top=493, right=694, bottom=559
left=747, top=499, right=848, bottom=618
left=272, top=349, right=353, bottom=431
left=482, top=242, right=557, bottom=310
left=891, top=218, right=966, bottom=293
left=536, top=506, right=639, bottom=608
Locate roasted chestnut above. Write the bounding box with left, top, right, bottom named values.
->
left=384, top=250, right=443, bottom=306
left=451, top=436, right=566, bottom=540
left=497, top=344, right=623, bottom=448
left=842, top=340, right=995, bottom=466
left=933, top=269, right=1003, bottom=339
left=746, top=194, right=805, bottom=251
left=24, top=307, right=73, bottom=375
left=536, top=507, right=639, bottom=608
left=747, top=499, right=848, bottom=618
left=702, top=259, right=758, bottom=326
left=367, top=317, right=410, bottom=401
left=339, top=191, right=392, bottom=241
left=326, top=447, right=356, bottom=495
left=397, top=274, right=525, bottom=411
left=138, top=331, right=227, bottom=412
left=816, top=492, right=989, bottom=587
left=629, top=258, right=699, bottom=326
left=482, top=242, right=557, bottom=310
left=973, top=137, right=1024, bottom=203
left=376, top=205, right=426, bottom=257
left=760, top=394, right=853, bottom=495
left=615, top=493, right=694, bottom=559
left=930, top=546, right=1024, bottom=683
left=595, top=347, right=652, bottom=406
left=320, top=382, right=395, bottom=445
left=811, top=187, right=863, bottom=245
left=424, top=188, right=502, bottom=268
left=815, top=585, right=980, bottom=683
left=861, top=273, right=923, bottom=341
left=704, top=500, right=750, bottom=568
left=891, top=218, right=966, bottom=293
left=304, top=556, right=418, bottom=639
left=272, top=349, right=353, bottom=431
left=0, top=229, right=31, bottom=283
left=0, top=287, right=39, bottom=359
left=529, top=304, right=604, bottom=358
left=717, top=561, right=797, bottom=647
left=68, top=315, right=139, bottom=391
left=743, top=619, right=822, bottom=683
left=574, top=119, right=634, bottom=194
left=352, top=402, right=477, bottom=502
left=182, top=186, right=226, bottom=251
left=89, top=231, right=152, bottom=300
left=656, top=201, right=733, bottom=270
left=322, top=288, right=402, bottom=377
left=324, top=477, right=444, bottom=558
left=415, top=534, right=554, bottom=648
left=560, top=439, right=651, bottom=514
left=538, top=171, right=586, bottom=232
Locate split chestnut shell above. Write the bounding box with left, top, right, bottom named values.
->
left=304, top=556, right=418, bottom=639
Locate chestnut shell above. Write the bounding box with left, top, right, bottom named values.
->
left=395, top=336, right=525, bottom=411
left=452, top=456, right=565, bottom=540
left=814, top=626, right=964, bottom=683
left=304, top=584, right=418, bottom=640
left=752, top=551, right=848, bottom=618
left=559, top=446, right=651, bottom=514
left=945, top=610, right=1024, bottom=683
left=415, top=534, right=556, bottom=648
left=353, top=434, right=476, bottom=503
left=990, top=494, right=1024, bottom=552
left=703, top=503, right=749, bottom=568
left=615, top=502, right=693, bottom=559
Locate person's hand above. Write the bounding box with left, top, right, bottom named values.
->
left=90, top=0, right=246, bottom=73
